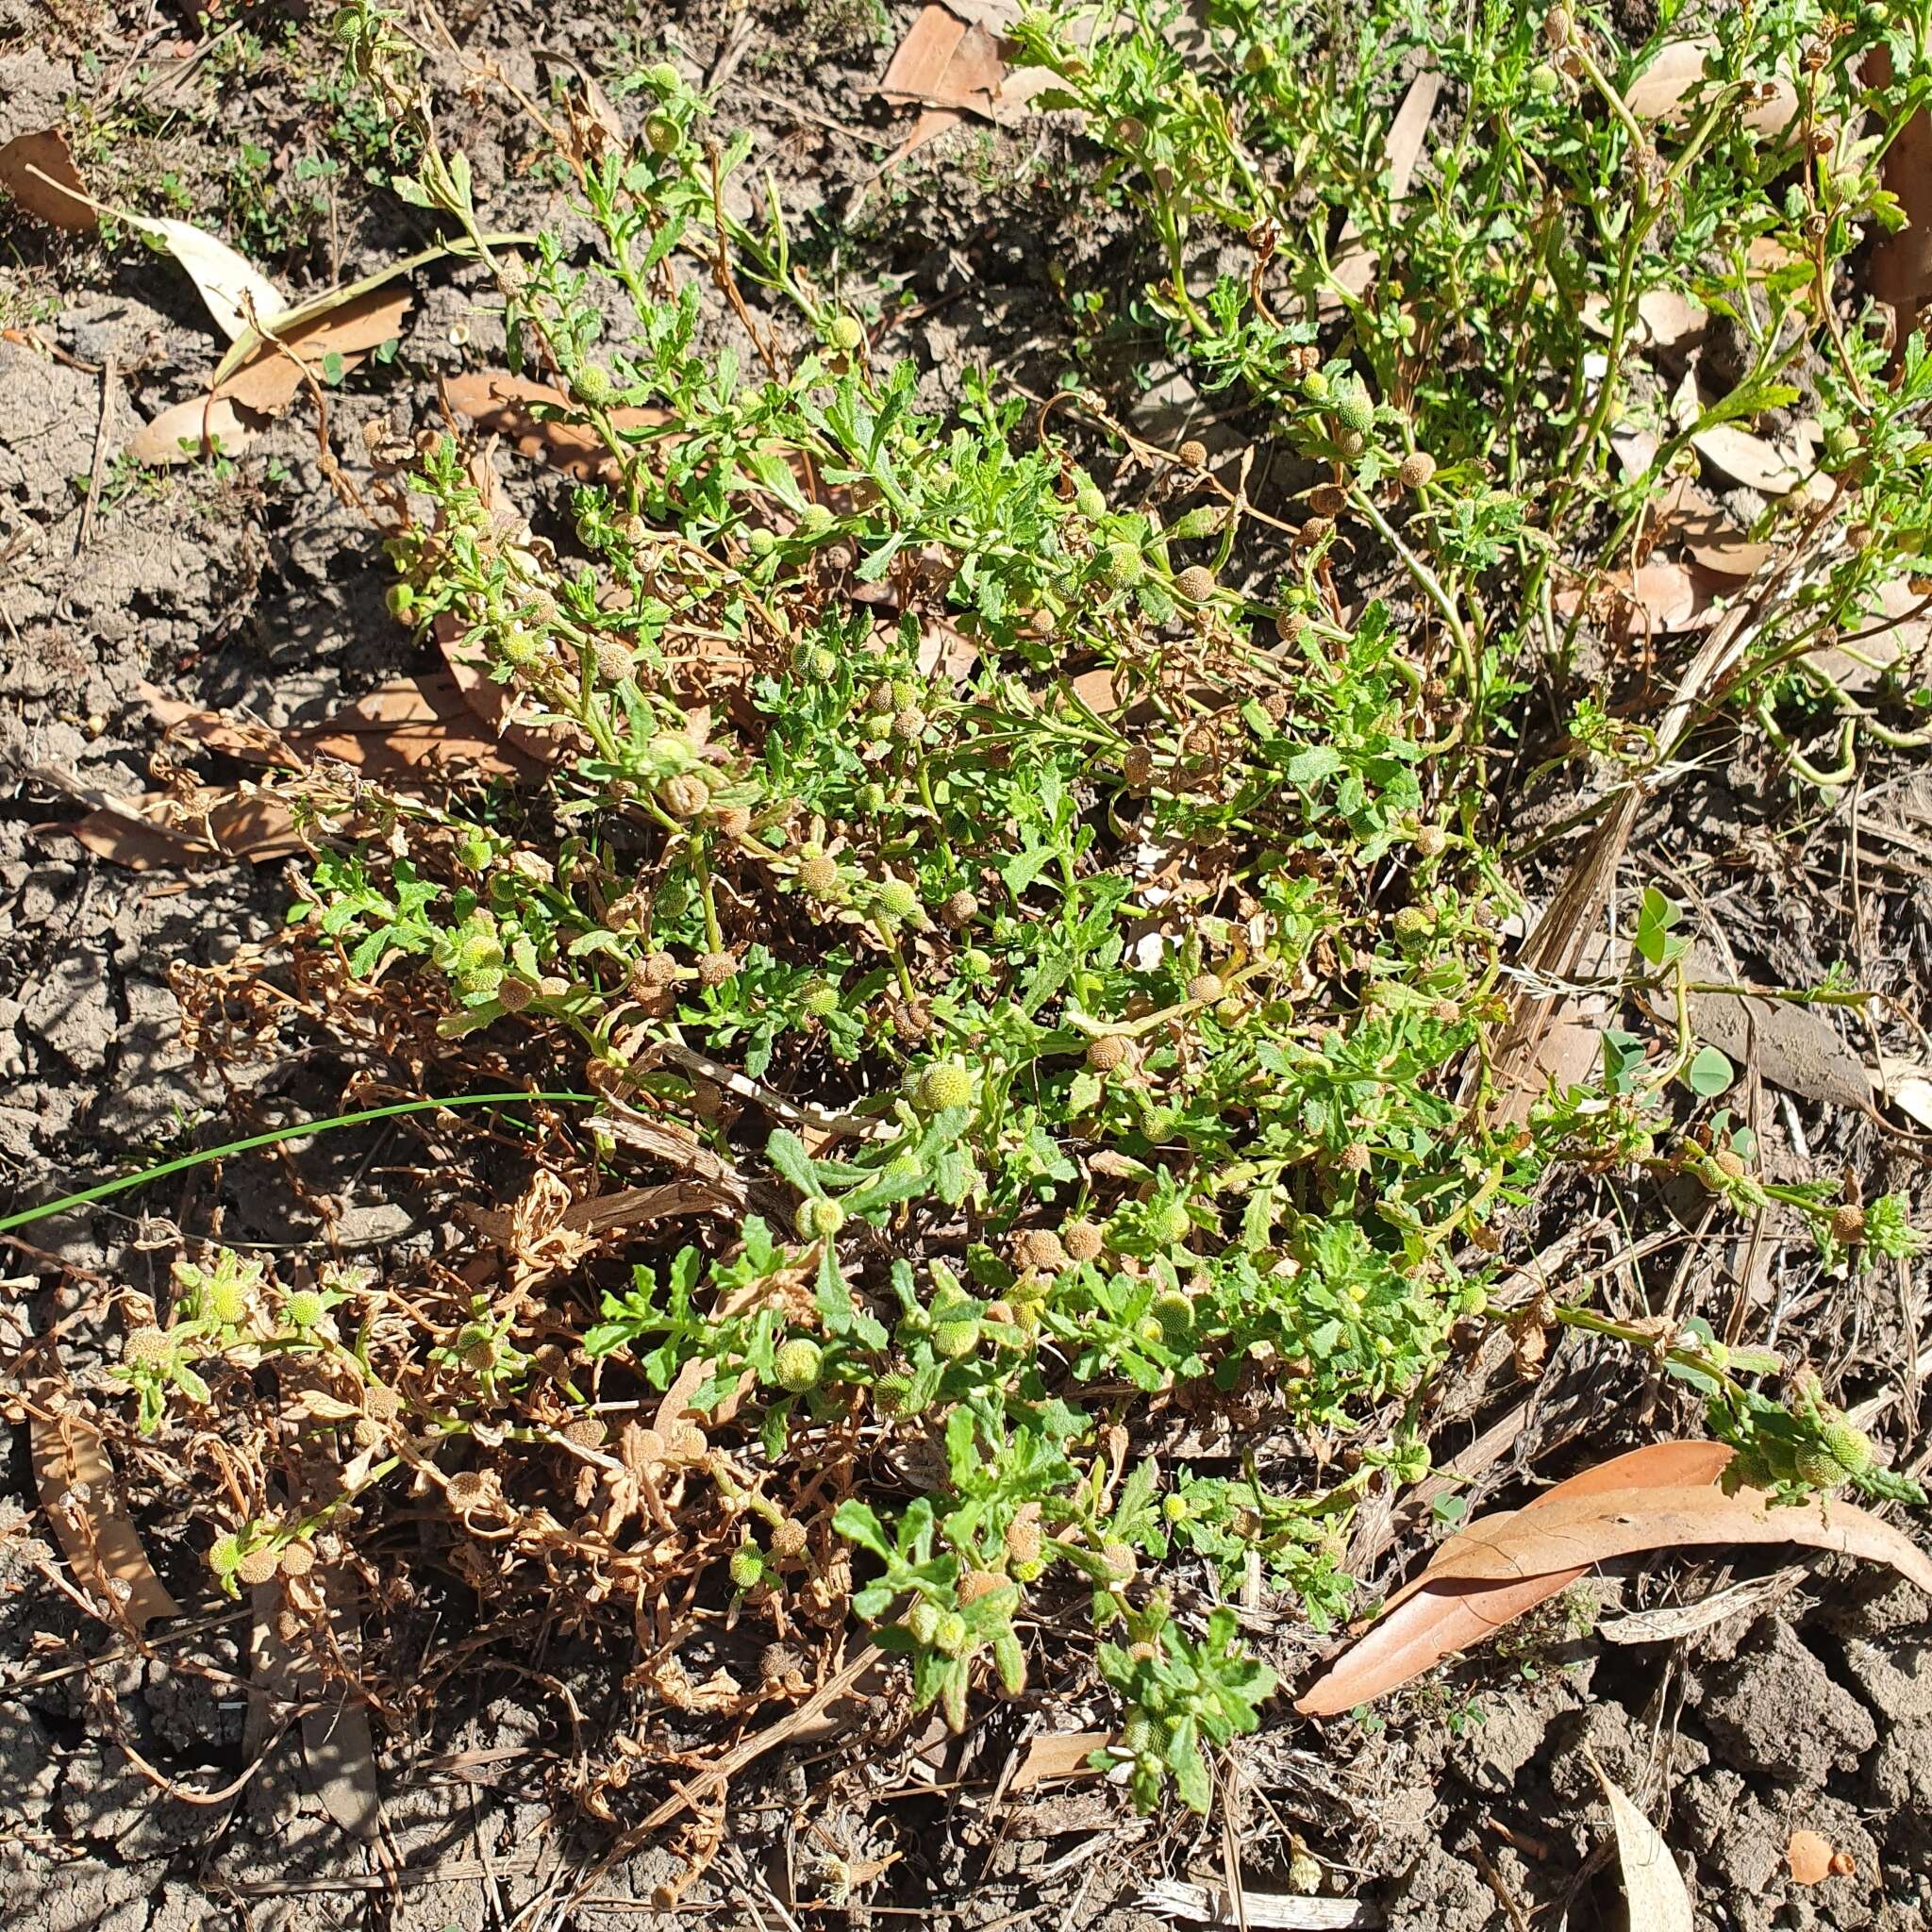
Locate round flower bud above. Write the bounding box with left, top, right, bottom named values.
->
left=1086, top=1033, right=1129, bottom=1073
left=1397, top=450, right=1438, bottom=491
left=773, top=1337, right=825, bottom=1393
left=958, top=1568, right=1004, bottom=1604
left=797, top=849, right=841, bottom=898
left=1004, top=1516, right=1043, bottom=1564
left=697, top=950, right=739, bottom=988
left=824, top=313, right=865, bottom=352
left=941, top=888, right=978, bottom=928
left=729, top=1544, right=765, bottom=1590
left=794, top=1197, right=845, bottom=1241
left=1061, top=1219, right=1105, bottom=1262
left=1174, top=563, right=1216, bottom=603
left=283, top=1289, right=325, bottom=1329
left=915, top=1061, right=975, bottom=1111
left=1099, top=542, right=1143, bottom=589
left=237, top=1544, right=279, bottom=1587
left=1149, top=1201, right=1194, bottom=1247
left=276, top=1540, right=315, bottom=1577
left=1831, top=1203, right=1867, bottom=1243
left=1015, top=1228, right=1069, bottom=1273
left=770, top=1517, right=810, bottom=1559
left=874, top=877, right=921, bottom=922
left=1186, top=971, right=1223, bottom=1003
left=123, top=1326, right=174, bottom=1368
left=573, top=362, right=614, bottom=406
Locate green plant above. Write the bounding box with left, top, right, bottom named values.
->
left=75, top=8, right=1923, bottom=1829
left=1012, top=0, right=1932, bottom=770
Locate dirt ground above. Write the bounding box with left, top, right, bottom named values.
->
left=4, top=2, right=1931, bottom=1928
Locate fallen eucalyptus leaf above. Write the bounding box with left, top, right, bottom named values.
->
left=213, top=285, right=410, bottom=417
left=1296, top=1442, right=1733, bottom=1715
left=1424, top=1483, right=1932, bottom=1595
left=29, top=1351, right=179, bottom=1630
left=125, top=393, right=261, bottom=466
left=1592, top=1758, right=1693, bottom=1932
left=0, top=127, right=96, bottom=229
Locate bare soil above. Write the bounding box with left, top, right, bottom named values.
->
left=3, top=4, right=1929, bottom=1929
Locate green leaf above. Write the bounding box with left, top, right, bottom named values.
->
left=832, top=1499, right=894, bottom=1560
left=1635, top=886, right=1678, bottom=967
left=1684, top=1044, right=1734, bottom=1098
left=765, top=1128, right=819, bottom=1198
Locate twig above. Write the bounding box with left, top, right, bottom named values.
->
left=75, top=353, right=117, bottom=556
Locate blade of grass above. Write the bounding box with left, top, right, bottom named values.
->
left=0, top=1091, right=597, bottom=1234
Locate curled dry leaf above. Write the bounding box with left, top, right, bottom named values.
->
left=1556, top=558, right=1724, bottom=636
left=879, top=5, right=1010, bottom=161
left=0, top=126, right=96, bottom=229
left=1295, top=1441, right=1733, bottom=1716
left=214, top=285, right=411, bottom=416
left=1424, top=1482, right=1932, bottom=1595
left=1326, top=69, right=1441, bottom=309
left=1787, top=1830, right=1835, bottom=1886
left=1690, top=422, right=1822, bottom=498
left=125, top=393, right=261, bottom=466
left=1006, top=1729, right=1111, bottom=1793
left=64, top=791, right=300, bottom=870
left=1640, top=941, right=1871, bottom=1111
left=1592, top=1757, right=1694, bottom=1932
left=129, top=213, right=287, bottom=343
left=442, top=371, right=672, bottom=482
left=1596, top=1571, right=1791, bottom=1645
left=1624, top=37, right=1799, bottom=139
left=28, top=1358, right=179, bottom=1630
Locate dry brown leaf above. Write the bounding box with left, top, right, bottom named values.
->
left=1557, top=558, right=1724, bottom=636
left=1424, top=1483, right=1932, bottom=1595
left=65, top=790, right=299, bottom=869
left=1328, top=70, right=1441, bottom=306
left=1636, top=288, right=1708, bottom=352
left=1867, top=50, right=1932, bottom=342
left=213, top=285, right=410, bottom=416
left=1807, top=575, right=1926, bottom=693
left=434, top=610, right=584, bottom=767
left=125, top=393, right=261, bottom=466
left=441, top=371, right=672, bottom=482
left=1295, top=1441, right=1733, bottom=1716
left=1006, top=1729, right=1109, bottom=1793
left=1890, top=1073, right=1932, bottom=1131
left=1596, top=1572, right=1790, bottom=1645
left=0, top=127, right=96, bottom=229
left=295, top=672, right=539, bottom=780
left=1625, top=38, right=1798, bottom=138
left=1690, top=422, right=1811, bottom=497
left=131, top=213, right=287, bottom=343
left=879, top=6, right=1009, bottom=160
left=63, top=808, right=218, bottom=871
left=29, top=1360, right=180, bottom=1630
left=1786, top=1830, right=1835, bottom=1886
left=302, top=1672, right=381, bottom=1838
left=1593, top=1759, right=1694, bottom=1932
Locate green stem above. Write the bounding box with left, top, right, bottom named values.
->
left=0, top=1091, right=598, bottom=1235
